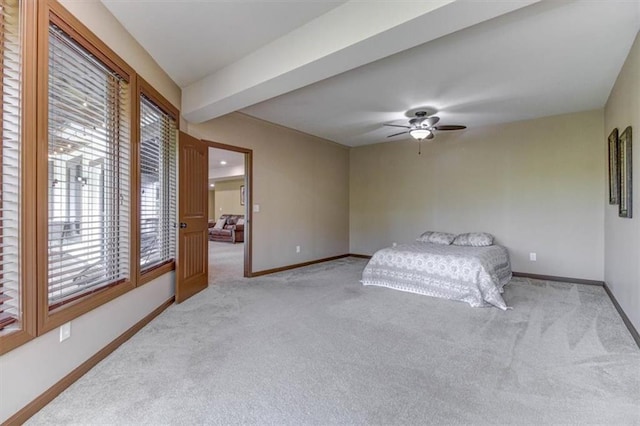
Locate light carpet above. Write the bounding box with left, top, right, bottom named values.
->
left=28, top=250, right=640, bottom=425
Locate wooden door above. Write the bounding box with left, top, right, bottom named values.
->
left=176, top=131, right=208, bottom=303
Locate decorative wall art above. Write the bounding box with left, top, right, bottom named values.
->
left=608, top=128, right=619, bottom=204
left=618, top=126, right=632, bottom=218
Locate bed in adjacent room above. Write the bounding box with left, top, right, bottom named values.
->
left=361, top=232, right=512, bottom=310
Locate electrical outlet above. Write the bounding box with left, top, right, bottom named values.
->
left=529, top=252, right=537, bottom=261
left=59, top=322, right=71, bottom=342
left=296, top=245, right=301, bottom=253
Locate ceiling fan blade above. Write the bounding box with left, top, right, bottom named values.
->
left=426, top=132, right=435, bottom=140
left=433, top=125, right=466, bottom=131
left=387, top=131, right=409, bottom=138
left=425, top=116, right=440, bottom=127
left=383, top=123, right=410, bottom=129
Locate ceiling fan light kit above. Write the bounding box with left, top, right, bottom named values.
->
left=409, top=129, right=432, bottom=140
left=384, top=110, right=466, bottom=143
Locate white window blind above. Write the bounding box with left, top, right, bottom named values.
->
left=0, top=0, right=22, bottom=333
left=47, top=23, right=130, bottom=309
left=139, top=95, right=176, bottom=272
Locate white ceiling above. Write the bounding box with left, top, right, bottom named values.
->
left=101, top=0, right=346, bottom=87
left=242, top=0, right=640, bottom=146
left=208, top=148, right=244, bottom=184
left=102, top=0, right=640, bottom=147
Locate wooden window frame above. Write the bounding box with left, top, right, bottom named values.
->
left=2, top=0, right=182, bottom=352
left=35, top=0, right=137, bottom=334
left=135, top=76, right=179, bottom=286
left=0, top=0, right=37, bottom=355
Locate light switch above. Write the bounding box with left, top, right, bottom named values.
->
left=253, top=204, right=260, bottom=213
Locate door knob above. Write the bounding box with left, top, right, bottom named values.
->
left=179, top=222, right=187, bottom=229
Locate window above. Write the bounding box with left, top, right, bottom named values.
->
left=1, top=0, right=180, bottom=352
left=46, top=21, right=131, bottom=310
left=139, top=91, right=176, bottom=275
left=0, top=0, right=23, bottom=335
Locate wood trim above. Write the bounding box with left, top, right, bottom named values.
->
left=349, top=254, right=372, bottom=259
left=139, top=261, right=175, bottom=286
left=603, top=283, right=640, bottom=349
left=138, top=75, right=180, bottom=123
left=39, top=283, right=136, bottom=335
left=512, top=272, right=604, bottom=286
left=136, top=76, right=179, bottom=287
left=35, top=0, right=49, bottom=337
left=130, top=71, right=140, bottom=287
left=2, top=296, right=174, bottom=426
left=250, top=254, right=350, bottom=277
left=201, top=139, right=253, bottom=278
left=46, top=0, right=134, bottom=82
left=244, top=150, right=253, bottom=278
left=36, top=0, right=137, bottom=335
left=0, top=0, right=39, bottom=356
left=202, top=139, right=252, bottom=155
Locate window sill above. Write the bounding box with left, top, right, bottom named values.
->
left=38, top=280, right=135, bottom=335
left=139, top=260, right=175, bottom=287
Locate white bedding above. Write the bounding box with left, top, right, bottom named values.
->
left=361, top=242, right=512, bottom=309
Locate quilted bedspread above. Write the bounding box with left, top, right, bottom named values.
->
left=361, top=242, right=512, bottom=309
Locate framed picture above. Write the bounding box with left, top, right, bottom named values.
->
left=240, top=185, right=245, bottom=206
left=608, top=128, right=619, bottom=204
left=619, top=126, right=632, bottom=218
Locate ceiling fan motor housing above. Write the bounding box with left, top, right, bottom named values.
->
left=383, top=109, right=465, bottom=139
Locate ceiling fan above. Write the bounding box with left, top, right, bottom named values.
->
left=384, top=110, right=466, bottom=141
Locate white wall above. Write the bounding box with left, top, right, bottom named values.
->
left=0, top=1, right=181, bottom=423
left=350, top=110, right=605, bottom=281
left=604, top=31, right=640, bottom=332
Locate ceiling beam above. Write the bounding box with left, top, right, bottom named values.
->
left=182, top=0, right=539, bottom=123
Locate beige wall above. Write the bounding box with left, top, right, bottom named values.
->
left=214, top=179, right=245, bottom=216
left=350, top=110, right=605, bottom=281
left=0, top=2, right=181, bottom=423
left=604, top=31, right=640, bottom=332
left=188, top=113, right=350, bottom=272
left=58, top=0, right=180, bottom=110
left=208, top=190, right=216, bottom=220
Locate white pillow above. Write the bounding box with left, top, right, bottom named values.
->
left=416, top=231, right=433, bottom=242
left=453, top=232, right=494, bottom=247
left=427, top=232, right=456, bottom=245
left=236, top=218, right=245, bottom=226
left=213, top=218, right=226, bottom=230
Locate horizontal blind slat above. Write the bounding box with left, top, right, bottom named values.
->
left=47, top=23, right=130, bottom=306
left=139, top=95, right=176, bottom=272
left=0, top=0, right=23, bottom=333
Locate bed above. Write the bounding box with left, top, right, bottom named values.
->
left=361, top=240, right=512, bottom=310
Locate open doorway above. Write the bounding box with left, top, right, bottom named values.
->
left=206, top=142, right=252, bottom=280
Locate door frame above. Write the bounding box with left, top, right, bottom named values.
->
left=204, top=139, right=253, bottom=278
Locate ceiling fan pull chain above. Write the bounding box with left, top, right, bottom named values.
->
left=418, top=140, right=421, bottom=155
